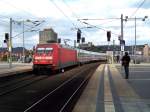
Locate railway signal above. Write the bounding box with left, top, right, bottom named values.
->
left=4, top=33, right=9, bottom=43
left=81, top=37, right=85, bottom=43
left=107, top=31, right=111, bottom=42
left=58, top=38, right=61, bottom=43
left=4, top=33, right=10, bottom=50
left=77, top=29, right=81, bottom=43
left=120, top=40, right=125, bottom=45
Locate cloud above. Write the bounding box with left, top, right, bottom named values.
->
left=0, top=0, right=150, bottom=49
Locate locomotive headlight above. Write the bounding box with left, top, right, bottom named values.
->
left=45, top=56, right=53, bottom=60
left=35, top=56, right=42, bottom=60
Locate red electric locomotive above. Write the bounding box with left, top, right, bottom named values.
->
left=33, top=43, right=78, bottom=72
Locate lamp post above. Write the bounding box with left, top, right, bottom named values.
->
left=134, top=17, right=137, bottom=64
left=22, top=20, right=25, bottom=63
left=9, top=18, right=12, bottom=68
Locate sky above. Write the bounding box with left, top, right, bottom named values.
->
left=0, top=0, right=150, bottom=49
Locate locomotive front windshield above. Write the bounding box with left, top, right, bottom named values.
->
left=45, top=48, right=53, bottom=54
left=37, top=48, right=45, bottom=54
left=36, top=47, right=53, bottom=54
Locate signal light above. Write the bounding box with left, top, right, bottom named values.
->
left=107, top=31, right=111, bottom=41
left=77, top=29, right=81, bottom=43
left=5, top=33, right=9, bottom=40
left=122, top=40, right=125, bottom=45
left=118, top=35, right=121, bottom=40
left=4, top=33, right=9, bottom=44
left=120, top=40, right=125, bottom=45
left=58, top=38, right=61, bottom=43
left=77, top=39, right=80, bottom=43
left=81, top=37, right=85, bottom=43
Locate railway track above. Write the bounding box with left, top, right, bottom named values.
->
left=0, top=63, right=101, bottom=112
left=24, top=63, right=99, bottom=112
left=0, top=74, right=48, bottom=96
left=0, top=75, right=35, bottom=88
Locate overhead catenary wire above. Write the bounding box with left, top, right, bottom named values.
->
left=12, top=29, right=40, bottom=39
left=63, top=0, right=106, bottom=38
left=0, top=15, right=10, bottom=19
left=98, top=19, right=119, bottom=26
left=124, top=0, right=146, bottom=28
left=62, top=0, right=120, bottom=38
left=0, top=14, right=45, bottom=30
left=50, top=0, right=77, bottom=28
left=77, top=17, right=122, bottom=39
left=0, top=18, right=10, bottom=28
left=80, top=20, right=120, bottom=36
left=62, top=0, right=81, bottom=28
left=61, top=0, right=91, bottom=37
left=50, top=0, right=89, bottom=39
left=0, top=19, right=9, bottom=24
left=62, top=0, right=80, bottom=19
left=78, top=18, right=120, bottom=21
left=12, top=20, right=45, bottom=39
left=0, top=0, right=40, bottom=20
left=130, top=0, right=146, bottom=18
left=12, top=20, right=41, bottom=29
left=144, top=18, right=150, bottom=25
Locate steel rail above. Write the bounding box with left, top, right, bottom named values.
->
left=0, top=75, right=48, bottom=96
left=23, top=65, right=93, bottom=112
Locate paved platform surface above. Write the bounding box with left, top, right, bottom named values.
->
left=73, top=64, right=150, bottom=112
left=0, top=62, right=32, bottom=77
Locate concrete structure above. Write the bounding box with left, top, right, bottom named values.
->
left=0, top=63, right=32, bottom=77
left=39, top=28, right=58, bottom=44
left=73, top=64, right=150, bottom=112
left=143, top=44, right=150, bottom=56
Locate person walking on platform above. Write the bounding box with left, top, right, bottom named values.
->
left=121, top=52, right=131, bottom=79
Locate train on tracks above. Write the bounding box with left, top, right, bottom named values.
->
left=33, top=43, right=107, bottom=72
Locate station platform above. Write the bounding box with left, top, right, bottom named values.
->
left=73, top=64, right=150, bottom=112
left=0, top=63, right=32, bottom=77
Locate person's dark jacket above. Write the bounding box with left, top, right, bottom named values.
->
left=121, top=55, right=130, bottom=66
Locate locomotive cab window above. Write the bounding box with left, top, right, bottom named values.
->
left=37, top=48, right=45, bottom=54
left=45, top=48, right=53, bottom=54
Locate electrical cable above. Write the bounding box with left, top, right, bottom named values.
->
left=62, top=0, right=79, bottom=19
left=80, top=20, right=120, bottom=36
left=12, top=20, right=45, bottom=38
left=130, top=0, right=146, bottom=17
left=98, top=19, right=119, bottom=26
left=0, top=15, right=10, bottom=19
left=65, top=3, right=120, bottom=37
left=62, top=0, right=119, bottom=27
left=0, top=0, right=40, bottom=19
left=50, top=0, right=77, bottom=28
left=62, top=0, right=120, bottom=37
left=0, top=19, right=9, bottom=24
left=78, top=18, right=120, bottom=21
left=124, top=0, right=146, bottom=28
left=12, top=28, right=40, bottom=39
left=61, top=0, right=92, bottom=38
left=50, top=0, right=89, bottom=40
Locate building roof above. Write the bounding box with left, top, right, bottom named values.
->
left=0, top=47, right=28, bottom=53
